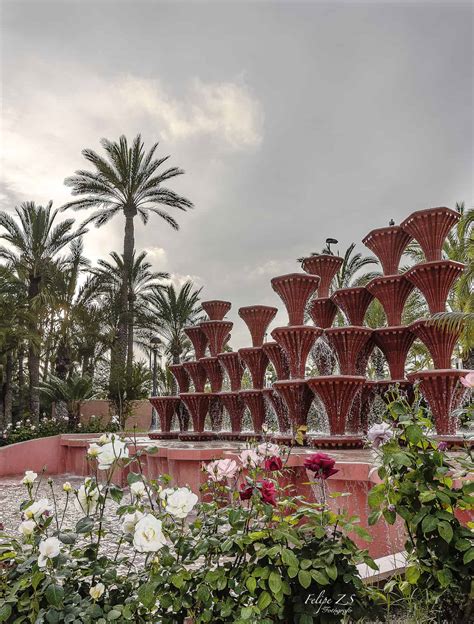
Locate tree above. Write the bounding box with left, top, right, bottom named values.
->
left=63, top=134, right=193, bottom=390
left=0, top=201, right=86, bottom=422
left=39, top=373, right=97, bottom=429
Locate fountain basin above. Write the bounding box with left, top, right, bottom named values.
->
left=182, top=361, right=207, bottom=393
left=306, top=376, right=365, bottom=436
left=217, top=351, right=244, bottom=391
left=373, top=326, right=415, bottom=380
left=400, top=207, right=460, bottom=262
left=179, top=392, right=211, bottom=434
left=200, top=320, right=233, bottom=357
left=362, top=225, right=412, bottom=276
left=218, top=392, right=245, bottom=433
left=271, top=325, right=323, bottom=379
left=405, top=260, right=465, bottom=314
left=262, top=341, right=290, bottom=380
left=239, top=389, right=266, bottom=433
left=366, top=274, right=414, bottom=326
left=308, top=297, right=338, bottom=329
left=273, top=379, right=314, bottom=432
left=238, top=347, right=269, bottom=389
left=325, top=326, right=373, bottom=375
left=238, top=305, right=278, bottom=347
left=410, top=319, right=462, bottom=369
left=199, top=357, right=223, bottom=392
left=331, top=287, right=374, bottom=326
left=149, top=396, right=180, bottom=435
left=301, top=254, right=343, bottom=298
left=168, top=364, right=191, bottom=393
left=184, top=326, right=209, bottom=360
left=271, top=273, right=320, bottom=325
left=201, top=300, right=231, bottom=320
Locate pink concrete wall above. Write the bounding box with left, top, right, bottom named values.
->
left=79, top=400, right=152, bottom=431
left=0, top=435, right=63, bottom=476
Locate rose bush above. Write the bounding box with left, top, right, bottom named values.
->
left=0, top=432, right=380, bottom=623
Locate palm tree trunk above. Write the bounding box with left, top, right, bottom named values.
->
left=17, top=345, right=25, bottom=422
left=126, top=295, right=134, bottom=385
left=3, top=351, right=14, bottom=427
left=28, top=276, right=41, bottom=424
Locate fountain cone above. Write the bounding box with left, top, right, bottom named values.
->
left=149, top=396, right=180, bottom=436
left=373, top=326, right=415, bottom=379
left=401, top=207, right=460, bottom=262
left=356, top=335, right=375, bottom=376
left=238, top=305, right=278, bottom=347
left=362, top=226, right=412, bottom=275
left=359, top=381, right=379, bottom=433
left=182, top=361, right=207, bottom=392
left=262, top=387, right=290, bottom=433
left=366, top=275, right=414, bottom=325
left=201, top=300, right=231, bottom=320
left=168, top=364, right=190, bottom=393
left=405, top=260, right=465, bottom=314
left=301, top=254, right=343, bottom=297
left=407, top=369, right=467, bottom=435
left=308, top=297, right=338, bottom=329
left=307, top=376, right=365, bottom=436
left=239, top=389, right=266, bottom=434
left=271, top=326, right=323, bottom=378
left=217, top=352, right=244, bottom=390
left=184, top=326, right=209, bottom=360
left=262, top=341, right=290, bottom=380
left=219, top=392, right=245, bottom=433
left=273, top=380, right=314, bottom=432
left=331, top=287, right=373, bottom=326
left=311, top=336, right=336, bottom=376
left=325, top=327, right=373, bottom=375
left=410, top=319, right=462, bottom=369
left=200, top=320, right=233, bottom=357
left=239, top=347, right=269, bottom=389
left=271, top=273, right=320, bottom=325
left=179, top=392, right=211, bottom=434
left=199, top=357, right=223, bottom=392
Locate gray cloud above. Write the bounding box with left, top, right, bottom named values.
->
left=1, top=0, right=472, bottom=348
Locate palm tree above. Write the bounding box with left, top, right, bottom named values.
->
left=62, top=134, right=193, bottom=389
left=334, top=243, right=380, bottom=290
left=39, top=373, right=97, bottom=429
left=149, top=281, right=202, bottom=365
left=0, top=202, right=86, bottom=422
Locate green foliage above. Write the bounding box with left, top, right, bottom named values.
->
left=368, top=386, right=474, bottom=621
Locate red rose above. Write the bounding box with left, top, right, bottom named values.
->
left=258, top=479, right=277, bottom=506
left=303, top=452, right=338, bottom=479
left=264, top=455, right=283, bottom=471
left=239, top=484, right=253, bottom=500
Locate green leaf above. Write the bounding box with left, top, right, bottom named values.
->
left=419, top=491, right=436, bottom=503
left=257, top=591, right=272, bottom=611
left=76, top=516, right=94, bottom=534
left=368, top=484, right=385, bottom=509
left=107, top=611, right=121, bottom=621
left=463, top=548, right=474, bottom=565
left=109, top=485, right=123, bottom=503
left=368, top=510, right=382, bottom=526
left=438, top=521, right=453, bottom=543
left=282, top=548, right=299, bottom=568
left=45, top=584, right=64, bottom=607
left=269, top=571, right=282, bottom=594
left=0, top=604, right=12, bottom=623
left=311, top=570, right=329, bottom=585
left=405, top=566, right=420, bottom=584
left=421, top=514, right=438, bottom=534
left=127, top=472, right=142, bottom=485
left=287, top=567, right=298, bottom=578
left=58, top=532, right=76, bottom=545
left=298, top=570, right=312, bottom=589
left=325, top=564, right=337, bottom=581
left=405, top=424, right=423, bottom=444
left=138, top=582, right=157, bottom=609
left=437, top=568, right=452, bottom=587
left=246, top=576, right=257, bottom=593
left=171, top=574, right=184, bottom=589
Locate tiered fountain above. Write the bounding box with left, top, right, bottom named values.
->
left=150, top=206, right=467, bottom=447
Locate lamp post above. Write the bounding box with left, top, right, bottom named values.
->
left=150, top=336, right=161, bottom=431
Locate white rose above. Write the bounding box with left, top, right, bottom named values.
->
left=74, top=481, right=100, bottom=515
left=24, top=498, right=52, bottom=520
left=130, top=481, right=147, bottom=498
left=133, top=514, right=167, bottom=552
left=38, top=537, right=61, bottom=567
left=22, top=471, right=38, bottom=485
left=89, top=583, right=105, bottom=600
left=87, top=443, right=101, bottom=458
left=239, top=449, right=260, bottom=468
left=165, top=487, right=198, bottom=519
left=99, top=433, right=113, bottom=444
left=122, top=510, right=144, bottom=534
left=96, top=439, right=129, bottom=470
left=62, top=481, right=72, bottom=492
left=159, top=487, right=174, bottom=501
left=257, top=442, right=280, bottom=457
left=205, top=459, right=239, bottom=482
left=18, top=520, right=36, bottom=536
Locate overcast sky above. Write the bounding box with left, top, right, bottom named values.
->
left=1, top=0, right=472, bottom=348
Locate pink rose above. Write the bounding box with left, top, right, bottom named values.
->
left=205, top=458, right=238, bottom=482
left=460, top=372, right=474, bottom=389
left=304, top=452, right=338, bottom=479
left=264, top=456, right=283, bottom=471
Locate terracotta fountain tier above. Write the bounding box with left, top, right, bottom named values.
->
left=239, top=389, right=266, bottom=435
left=331, top=287, right=374, bottom=326
left=308, top=297, right=339, bottom=329
left=366, top=275, right=415, bottom=326
left=271, top=326, right=323, bottom=378
left=262, top=387, right=290, bottom=434
left=201, top=300, right=231, bottom=320
left=273, top=380, right=314, bottom=434
left=407, top=369, right=468, bottom=436
left=306, top=376, right=366, bottom=447
left=271, top=273, right=320, bottom=325
left=184, top=326, right=209, bottom=360
left=301, top=254, right=343, bottom=298
left=179, top=392, right=212, bottom=439
left=410, top=319, right=462, bottom=369
left=168, top=364, right=190, bottom=393
left=217, top=351, right=244, bottom=390
left=218, top=392, right=246, bottom=439
left=148, top=396, right=180, bottom=438
left=199, top=357, right=223, bottom=392
left=405, top=260, right=465, bottom=314
left=400, top=207, right=460, bottom=262
left=238, top=305, right=278, bottom=347
left=362, top=225, right=412, bottom=276
left=200, top=320, right=233, bottom=357
left=358, top=380, right=379, bottom=434
left=325, top=327, right=373, bottom=375
left=182, top=361, right=207, bottom=392
left=373, top=326, right=415, bottom=380
left=238, top=347, right=269, bottom=389
left=355, top=335, right=376, bottom=376
left=262, top=341, right=290, bottom=380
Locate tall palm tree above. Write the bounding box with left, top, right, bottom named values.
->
left=149, top=281, right=202, bottom=365
left=62, top=134, right=193, bottom=389
left=334, top=243, right=380, bottom=290
left=0, top=202, right=86, bottom=421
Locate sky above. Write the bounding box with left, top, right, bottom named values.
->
left=1, top=0, right=472, bottom=348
